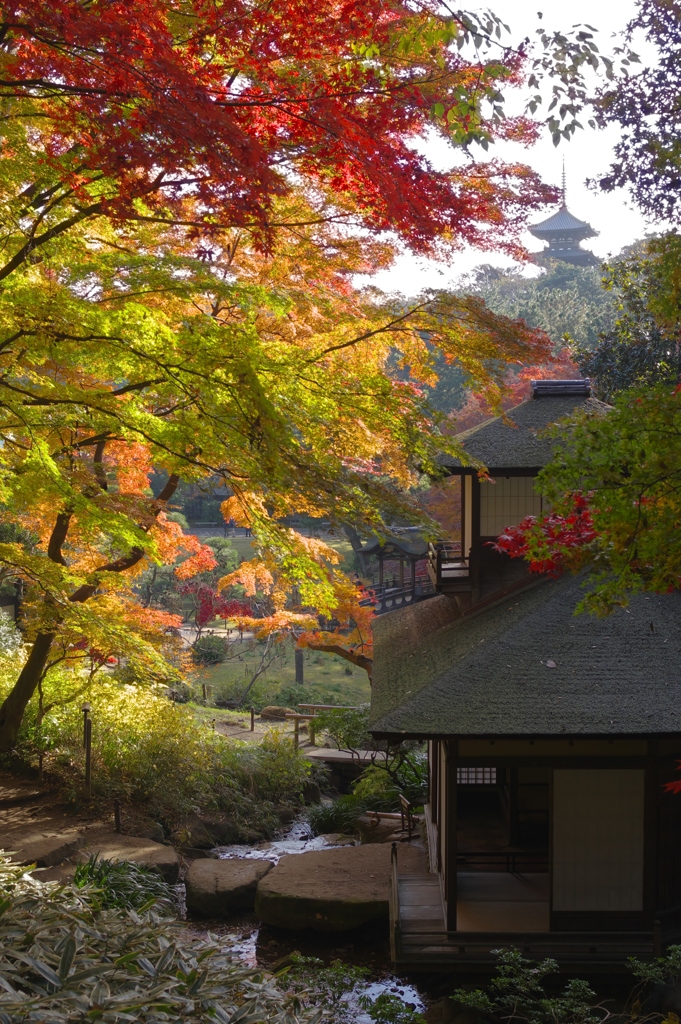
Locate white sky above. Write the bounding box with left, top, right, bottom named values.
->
left=374, top=0, right=658, bottom=296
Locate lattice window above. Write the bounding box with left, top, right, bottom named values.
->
left=479, top=476, right=542, bottom=537
left=457, top=767, right=497, bottom=785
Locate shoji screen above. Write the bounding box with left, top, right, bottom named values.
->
left=552, top=769, right=644, bottom=912
left=479, top=477, right=542, bottom=537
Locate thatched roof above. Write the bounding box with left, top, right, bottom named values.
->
left=441, top=393, right=610, bottom=472
left=370, top=573, right=681, bottom=739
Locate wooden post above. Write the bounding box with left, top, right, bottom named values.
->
left=293, top=717, right=299, bottom=751
left=400, top=794, right=413, bottom=839
left=82, top=702, right=91, bottom=748
left=84, top=716, right=92, bottom=799
left=202, top=683, right=208, bottom=703
left=390, top=841, right=400, bottom=962
left=445, top=742, right=458, bottom=933
left=114, top=799, right=121, bottom=833
left=250, top=706, right=255, bottom=731
left=309, top=718, right=316, bottom=746
left=470, top=474, right=481, bottom=602
left=295, top=648, right=304, bottom=685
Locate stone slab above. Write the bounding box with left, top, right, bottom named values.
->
left=83, top=833, right=180, bottom=884
left=186, top=858, right=274, bottom=917
left=5, top=832, right=85, bottom=867
left=255, top=842, right=426, bottom=932
left=30, top=865, right=77, bottom=884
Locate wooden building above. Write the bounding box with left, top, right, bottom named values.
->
left=370, top=381, right=681, bottom=971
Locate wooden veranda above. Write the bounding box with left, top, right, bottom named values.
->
left=390, top=846, right=657, bottom=973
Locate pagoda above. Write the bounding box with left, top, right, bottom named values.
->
left=529, top=168, right=598, bottom=267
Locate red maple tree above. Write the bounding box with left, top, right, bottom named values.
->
left=492, top=492, right=597, bottom=575
left=0, top=0, right=556, bottom=266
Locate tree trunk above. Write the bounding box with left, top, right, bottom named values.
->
left=0, top=474, right=179, bottom=750
left=0, top=631, right=56, bottom=751
left=342, top=524, right=370, bottom=574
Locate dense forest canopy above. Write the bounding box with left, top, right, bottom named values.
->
left=427, top=260, right=617, bottom=413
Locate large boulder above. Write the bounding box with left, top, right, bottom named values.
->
left=356, top=814, right=402, bottom=844
left=83, top=834, right=180, bottom=884
left=186, top=858, right=274, bottom=917
left=255, top=842, right=426, bottom=932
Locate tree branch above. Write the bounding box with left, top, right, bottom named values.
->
left=67, top=473, right=181, bottom=603
left=0, top=202, right=103, bottom=283
left=303, top=641, right=372, bottom=680
left=46, top=511, right=71, bottom=566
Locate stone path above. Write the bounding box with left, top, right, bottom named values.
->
left=0, top=775, right=179, bottom=881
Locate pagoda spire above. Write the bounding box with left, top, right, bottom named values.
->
left=561, top=157, right=566, bottom=206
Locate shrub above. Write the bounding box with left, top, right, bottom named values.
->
left=452, top=948, right=603, bottom=1024
left=208, top=678, right=354, bottom=713
left=314, top=705, right=373, bottom=751
left=359, top=992, right=427, bottom=1024
left=350, top=749, right=428, bottom=809
left=283, top=955, right=425, bottom=1024
left=307, top=795, right=366, bottom=836
left=72, top=855, right=176, bottom=913
left=629, top=942, right=681, bottom=987
left=0, top=631, right=315, bottom=833
left=200, top=675, right=284, bottom=711
left=1, top=667, right=312, bottom=833
left=285, top=955, right=369, bottom=1006
left=307, top=747, right=429, bottom=834
left=0, top=856, right=320, bottom=1024
left=352, top=766, right=401, bottom=811
left=192, top=634, right=229, bottom=664
left=275, top=683, right=341, bottom=710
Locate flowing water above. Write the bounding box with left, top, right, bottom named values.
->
left=183, top=816, right=431, bottom=1020
left=213, top=816, right=349, bottom=863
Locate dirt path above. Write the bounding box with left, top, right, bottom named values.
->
left=0, top=773, right=109, bottom=852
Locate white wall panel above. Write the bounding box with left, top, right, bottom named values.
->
left=552, top=769, right=644, bottom=912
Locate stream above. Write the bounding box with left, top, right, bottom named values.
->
left=213, top=815, right=342, bottom=862
left=183, top=817, right=431, bottom=1021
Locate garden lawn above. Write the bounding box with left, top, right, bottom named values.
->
left=195, top=643, right=371, bottom=707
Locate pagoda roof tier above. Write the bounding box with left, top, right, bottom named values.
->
left=539, top=245, right=600, bottom=268
left=529, top=204, right=598, bottom=241
left=369, top=573, right=681, bottom=739
left=440, top=387, right=610, bottom=473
